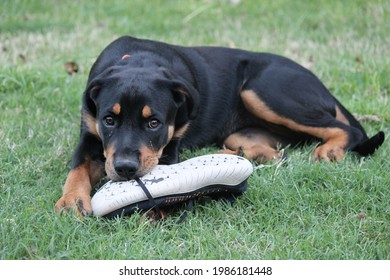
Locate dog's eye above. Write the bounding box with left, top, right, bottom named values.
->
left=147, top=119, right=160, bottom=129
left=103, top=116, right=115, bottom=126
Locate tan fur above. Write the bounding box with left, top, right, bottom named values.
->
left=168, top=125, right=175, bottom=140
left=139, top=145, right=160, bottom=175
left=241, top=89, right=349, bottom=161
left=83, top=111, right=100, bottom=140
left=55, top=164, right=92, bottom=215
left=173, top=123, right=189, bottom=138
left=223, top=130, right=283, bottom=162
left=104, top=144, right=118, bottom=180
left=142, top=105, right=152, bottom=118
left=113, top=103, right=121, bottom=115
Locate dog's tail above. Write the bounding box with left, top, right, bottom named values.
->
left=353, top=131, right=385, bottom=156
left=335, top=99, right=385, bottom=156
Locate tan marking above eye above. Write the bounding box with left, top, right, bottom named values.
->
left=113, top=103, right=121, bottom=115
left=142, top=105, right=152, bottom=119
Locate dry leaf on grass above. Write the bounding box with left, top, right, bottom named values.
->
left=64, top=61, right=79, bottom=75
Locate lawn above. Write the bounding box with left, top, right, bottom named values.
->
left=0, top=0, right=389, bottom=260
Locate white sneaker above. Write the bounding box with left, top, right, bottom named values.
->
left=91, top=154, right=253, bottom=217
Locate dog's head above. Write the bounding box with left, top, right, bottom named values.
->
left=82, top=63, right=199, bottom=180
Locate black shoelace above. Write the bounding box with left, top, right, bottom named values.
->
left=135, top=177, right=163, bottom=220
left=135, top=177, right=193, bottom=223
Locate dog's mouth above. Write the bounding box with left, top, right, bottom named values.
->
left=105, top=159, right=155, bottom=181
left=105, top=149, right=162, bottom=182
left=106, top=169, right=149, bottom=182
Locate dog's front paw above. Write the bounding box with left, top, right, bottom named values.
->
left=55, top=193, right=92, bottom=217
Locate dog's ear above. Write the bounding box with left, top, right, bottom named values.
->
left=83, top=65, right=122, bottom=116
left=158, top=70, right=200, bottom=120
left=83, top=79, right=102, bottom=117
left=169, top=80, right=200, bottom=120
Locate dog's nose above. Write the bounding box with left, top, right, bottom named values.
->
left=114, top=159, right=139, bottom=179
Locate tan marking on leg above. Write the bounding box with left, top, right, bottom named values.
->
left=142, top=105, right=152, bottom=118
left=173, top=123, right=189, bottom=138
left=222, top=130, right=283, bottom=162
left=113, top=103, right=121, bottom=115
left=241, top=89, right=349, bottom=161
left=55, top=164, right=93, bottom=216
left=83, top=111, right=101, bottom=140
left=335, top=105, right=350, bottom=126
left=218, top=149, right=241, bottom=156
left=313, top=129, right=347, bottom=162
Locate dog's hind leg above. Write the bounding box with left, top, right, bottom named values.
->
left=221, top=128, right=286, bottom=163
left=240, top=89, right=365, bottom=162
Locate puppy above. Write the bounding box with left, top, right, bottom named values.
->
left=55, top=36, right=384, bottom=216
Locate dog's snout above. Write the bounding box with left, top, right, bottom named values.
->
left=114, top=159, right=139, bottom=179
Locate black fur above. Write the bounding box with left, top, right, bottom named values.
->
left=55, top=36, right=384, bottom=215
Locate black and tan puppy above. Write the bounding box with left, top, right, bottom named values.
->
left=55, top=36, right=384, bottom=216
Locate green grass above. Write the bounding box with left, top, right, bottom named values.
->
left=0, top=0, right=389, bottom=260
